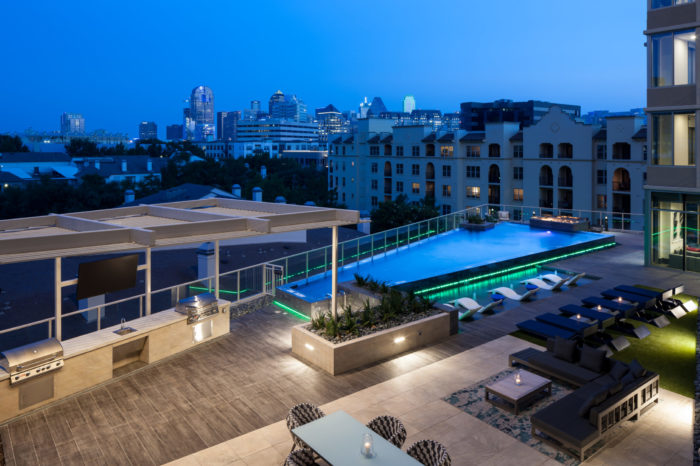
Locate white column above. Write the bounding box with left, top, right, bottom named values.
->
left=331, top=225, right=338, bottom=320
left=214, top=240, right=220, bottom=299
left=54, top=257, right=62, bottom=341
left=145, top=247, right=152, bottom=315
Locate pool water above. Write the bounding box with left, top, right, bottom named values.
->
left=280, top=223, right=612, bottom=303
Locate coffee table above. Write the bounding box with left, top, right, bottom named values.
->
left=485, top=370, right=551, bottom=414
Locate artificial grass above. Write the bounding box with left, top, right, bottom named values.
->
left=509, top=291, right=697, bottom=399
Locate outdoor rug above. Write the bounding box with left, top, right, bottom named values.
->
left=443, top=368, right=627, bottom=465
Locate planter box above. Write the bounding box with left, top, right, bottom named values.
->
left=291, top=312, right=450, bottom=375
left=460, top=221, right=495, bottom=231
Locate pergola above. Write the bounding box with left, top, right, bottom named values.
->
left=0, top=198, right=359, bottom=340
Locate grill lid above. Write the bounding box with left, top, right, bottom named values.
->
left=176, top=292, right=217, bottom=312
left=0, top=338, right=64, bottom=373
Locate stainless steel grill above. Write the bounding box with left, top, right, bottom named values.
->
left=0, top=338, right=64, bottom=385
left=175, top=292, right=219, bottom=324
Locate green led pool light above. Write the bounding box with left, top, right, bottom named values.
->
left=273, top=300, right=310, bottom=321
left=189, top=285, right=250, bottom=296
left=414, top=242, right=614, bottom=295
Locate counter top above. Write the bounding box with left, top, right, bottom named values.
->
left=0, top=299, right=229, bottom=382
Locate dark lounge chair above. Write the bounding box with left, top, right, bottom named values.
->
left=581, top=296, right=635, bottom=316
left=614, top=285, right=687, bottom=318
left=535, top=313, right=598, bottom=337
left=516, top=320, right=576, bottom=340
left=559, top=305, right=615, bottom=330
left=600, top=289, right=656, bottom=310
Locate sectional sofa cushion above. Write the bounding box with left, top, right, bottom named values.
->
left=529, top=352, right=601, bottom=386
left=579, top=345, right=606, bottom=373
left=532, top=392, right=599, bottom=448
left=609, top=361, right=628, bottom=381
left=628, top=359, right=646, bottom=378
left=553, top=336, right=577, bottom=362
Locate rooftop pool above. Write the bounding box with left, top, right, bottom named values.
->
left=278, top=222, right=614, bottom=304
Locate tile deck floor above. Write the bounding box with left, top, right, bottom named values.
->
left=168, top=335, right=694, bottom=466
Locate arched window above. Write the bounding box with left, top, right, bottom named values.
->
left=426, top=144, right=435, bottom=156
left=426, top=162, right=435, bottom=180
left=558, top=143, right=573, bottom=158
left=384, top=161, right=392, bottom=177
left=539, top=143, right=553, bottom=158
left=613, top=168, right=631, bottom=191
left=539, top=166, right=553, bottom=185
left=488, top=143, right=500, bottom=157
left=488, top=164, right=500, bottom=183
left=558, top=166, right=573, bottom=187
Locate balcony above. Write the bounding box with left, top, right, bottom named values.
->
left=539, top=200, right=553, bottom=208
left=558, top=201, right=573, bottom=209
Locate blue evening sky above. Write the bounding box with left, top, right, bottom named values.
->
left=1, top=0, right=646, bottom=137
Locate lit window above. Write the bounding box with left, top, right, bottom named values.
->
left=513, top=188, right=523, bottom=201
left=652, top=112, right=695, bottom=165
left=466, top=186, right=481, bottom=198
left=651, top=30, right=695, bottom=87
left=442, top=185, right=451, bottom=197
left=411, top=182, right=420, bottom=194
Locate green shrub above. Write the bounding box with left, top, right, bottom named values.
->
left=310, top=312, right=326, bottom=330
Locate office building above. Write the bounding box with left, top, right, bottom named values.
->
left=403, top=95, right=416, bottom=114
left=60, top=113, right=85, bottom=135
left=166, top=124, right=183, bottom=140
left=268, top=90, right=308, bottom=122
left=138, top=121, right=158, bottom=140
left=197, top=140, right=324, bottom=159
left=217, top=111, right=240, bottom=141
left=644, top=0, right=699, bottom=272
left=315, top=104, right=347, bottom=143
left=367, top=97, right=388, bottom=116
left=459, top=100, right=581, bottom=131
left=185, top=85, right=215, bottom=141
left=328, top=107, right=646, bottom=225
left=236, top=118, right=319, bottom=143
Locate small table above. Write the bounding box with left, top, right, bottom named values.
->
left=292, top=411, right=421, bottom=465
left=485, top=370, right=552, bottom=414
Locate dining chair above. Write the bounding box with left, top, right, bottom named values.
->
left=366, top=415, right=407, bottom=448
left=286, top=403, right=326, bottom=452
left=406, top=439, right=451, bottom=466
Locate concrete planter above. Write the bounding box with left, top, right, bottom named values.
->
left=291, top=312, right=450, bottom=375
left=460, top=221, right=496, bottom=231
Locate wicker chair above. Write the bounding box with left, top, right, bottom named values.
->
left=406, top=439, right=451, bottom=466
left=286, top=403, right=326, bottom=452
left=284, top=448, right=318, bottom=466
left=366, top=415, right=407, bottom=448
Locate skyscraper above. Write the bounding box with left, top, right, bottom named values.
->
left=166, top=124, right=183, bottom=140
left=268, top=90, right=308, bottom=122
left=189, top=85, right=215, bottom=141
left=315, top=104, right=345, bottom=143
left=60, top=113, right=85, bottom=135
left=403, top=95, right=416, bottom=114
left=368, top=97, right=388, bottom=116
left=216, top=111, right=240, bottom=141
left=138, top=121, right=158, bottom=140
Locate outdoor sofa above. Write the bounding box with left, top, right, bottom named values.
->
left=509, top=337, right=659, bottom=461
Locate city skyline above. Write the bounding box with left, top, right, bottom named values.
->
left=1, top=1, right=646, bottom=136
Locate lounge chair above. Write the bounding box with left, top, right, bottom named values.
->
left=581, top=296, right=635, bottom=316
left=535, top=313, right=598, bottom=337
left=489, top=287, right=538, bottom=302
left=522, top=277, right=565, bottom=292
left=559, top=304, right=615, bottom=329
left=600, top=289, right=656, bottom=310
left=452, top=297, right=503, bottom=320
left=516, top=319, right=576, bottom=340
left=614, top=285, right=687, bottom=318
left=541, top=272, right=586, bottom=287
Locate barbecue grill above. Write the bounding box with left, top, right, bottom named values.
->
left=175, top=292, right=219, bottom=324
left=0, top=338, right=64, bottom=385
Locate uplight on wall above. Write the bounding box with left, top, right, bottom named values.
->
left=305, top=343, right=314, bottom=351
left=394, top=336, right=406, bottom=344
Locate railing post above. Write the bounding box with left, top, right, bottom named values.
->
left=371, top=235, right=374, bottom=262
left=54, top=257, right=62, bottom=341
left=285, top=257, right=289, bottom=283
left=237, top=270, right=241, bottom=301
left=305, top=252, right=309, bottom=282
left=96, top=305, right=101, bottom=331
left=139, top=296, right=143, bottom=318
left=145, top=247, right=152, bottom=315
left=324, top=247, right=328, bottom=275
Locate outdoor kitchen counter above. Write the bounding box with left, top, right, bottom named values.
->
left=0, top=299, right=230, bottom=423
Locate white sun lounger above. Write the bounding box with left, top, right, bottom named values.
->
left=541, top=272, right=586, bottom=287
left=452, top=297, right=503, bottom=320
left=489, top=287, right=538, bottom=302
left=521, top=277, right=565, bottom=292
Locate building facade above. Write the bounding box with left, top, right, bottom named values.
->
left=197, top=140, right=325, bottom=160
left=187, top=85, right=215, bottom=141
left=166, top=124, right=183, bottom=141
left=315, top=104, right=347, bottom=143
left=268, top=90, right=308, bottom=122
left=216, top=111, right=240, bottom=141
left=138, top=121, right=158, bottom=140
left=459, top=100, right=581, bottom=131
left=403, top=95, right=416, bottom=114
left=329, top=107, right=647, bottom=225
left=644, top=0, right=700, bottom=272
left=236, top=119, right=319, bottom=143
left=60, top=113, right=85, bottom=135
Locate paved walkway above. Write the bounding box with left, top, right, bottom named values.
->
left=169, top=335, right=693, bottom=466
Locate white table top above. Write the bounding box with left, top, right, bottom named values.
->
left=292, top=411, right=421, bottom=466
left=486, top=370, right=550, bottom=400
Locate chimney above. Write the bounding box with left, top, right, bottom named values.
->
left=232, top=184, right=241, bottom=198
left=274, top=196, right=286, bottom=204
left=121, top=160, right=127, bottom=172
left=124, top=189, right=135, bottom=203
left=147, top=160, right=152, bottom=171
left=260, top=165, right=267, bottom=179
left=252, top=187, right=263, bottom=202
left=197, top=242, right=216, bottom=280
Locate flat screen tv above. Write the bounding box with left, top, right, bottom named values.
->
left=76, top=254, right=139, bottom=300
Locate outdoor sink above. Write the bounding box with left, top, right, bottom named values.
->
left=113, top=327, right=137, bottom=336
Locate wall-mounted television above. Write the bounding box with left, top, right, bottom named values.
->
left=76, top=254, right=139, bottom=300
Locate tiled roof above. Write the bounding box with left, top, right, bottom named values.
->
left=77, top=156, right=167, bottom=177
left=380, top=134, right=393, bottom=144
left=366, top=135, right=381, bottom=144
left=422, top=132, right=437, bottom=143
left=331, top=136, right=343, bottom=144
left=122, top=183, right=238, bottom=206
left=343, top=135, right=354, bottom=144
left=459, top=132, right=485, bottom=142
left=0, top=171, right=24, bottom=183
left=509, top=131, right=523, bottom=142
left=437, top=133, right=454, bottom=143
left=0, top=152, right=71, bottom=163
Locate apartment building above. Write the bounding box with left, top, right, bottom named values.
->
left=329, top=107, right=647, bottom=228
left=644, top=0, right=700, bottom=271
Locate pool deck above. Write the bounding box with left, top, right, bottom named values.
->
left=0, top=230, right=697, bottom=465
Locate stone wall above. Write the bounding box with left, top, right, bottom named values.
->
left=229, top=294, right=273, bottom=319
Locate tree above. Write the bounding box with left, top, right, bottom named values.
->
left=64, top=138, right=99, bottom=157
left=0, top=135, right=29, bottom=152
left=370, top=195, right=440, bottom=233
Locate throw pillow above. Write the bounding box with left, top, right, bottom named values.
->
left=621, top=371, right=636, bottom=386
left=628, top=359, right=647, bottom=378
left=553, top=336, right=577, bottom=362
left=608, top=380, right=623, bottom=395
left=577, top=394, right=596, bottom=417
left=579, top=345, right=607, bottom=373
left=609, top=361, right=628, bottom=381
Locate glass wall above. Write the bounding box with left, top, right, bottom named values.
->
left=651, top=29, right=696, bottom=87
left=651, top=112, right=696, bottom=165
left=651, top=192, right=700, bottom=272
left=652, top=0, right=694, bottom=9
